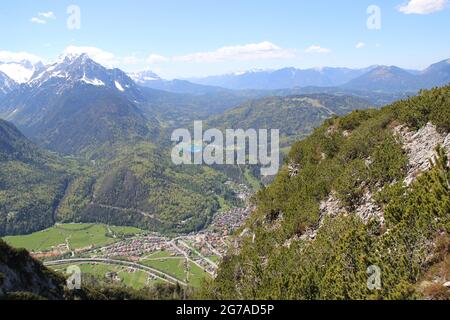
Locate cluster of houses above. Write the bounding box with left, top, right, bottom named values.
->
left=210, top=206, right=254, bottom=235
left=209, top=183, right=254, bottom=235
left=99, top=236, right=177, bottom=259
left=32, top=243, right=94, bottom=260
left=94, top=183, right=255, bottom=268
left=33, top=181, right=256, bottom=284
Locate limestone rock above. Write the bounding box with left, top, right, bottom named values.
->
left=394, top=123, right=450, bottom=186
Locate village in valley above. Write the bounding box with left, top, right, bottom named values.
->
left=5, top=183, right=254, bottom=289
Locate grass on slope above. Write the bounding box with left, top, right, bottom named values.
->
left=141, top=257, right=187, bottom=281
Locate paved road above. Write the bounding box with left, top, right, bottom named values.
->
left=44, top=257, right=187, bottom=286
left=170, top=240, right=215, bottom=277
left=89, top=202, right=162, bottom=222
left=178, top=240, right=218, bottom=269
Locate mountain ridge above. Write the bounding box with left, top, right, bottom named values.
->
left=188, top=59, right=450, bottom=92
left=201, top=85, right=450, bottom=300
left=0, top=54, right=156, bottom=156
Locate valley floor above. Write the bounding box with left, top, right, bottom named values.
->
left=1, top=184, right=254, bottom=290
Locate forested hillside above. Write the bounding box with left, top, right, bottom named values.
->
left=207, top=94, right=372, bottom=147
left=56, top=142, right=238, bottom=234
left=201, top=86, right=450, bottom=300
left=0, top=119, right=76, bottom=236
left=0, top=117, right=238, bottom=236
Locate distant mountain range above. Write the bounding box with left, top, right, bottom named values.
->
left=1, top=56, right=449, bottom=96
left=2, top=56, right=449, bottom=99
left=188, top=59, right=450, bottom=92
left=0, top=52, right=448, bottom=238
left=189, top=66, right=374, bottom=90
left=130, top=69, right=233, bottom=95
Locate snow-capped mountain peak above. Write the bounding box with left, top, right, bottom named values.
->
left=30, top=54, right=110, bottom=87
left=0, top=60, right=44, bottom=84
left=25, top=53, right=145, bottom=102
left=128, top=70, right=161, bottom=84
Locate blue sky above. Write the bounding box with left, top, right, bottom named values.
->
left=0, top=0, right=449, bottom=78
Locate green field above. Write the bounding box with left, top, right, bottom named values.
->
left=50, top=262, right=163, bottom=290
left=208, top=255, right=221, bottom=263
left=2, top=223, right=145, bottom=252
left=141, top=257, right=187, bottom=281
left=187, top=262, right=210, bottom=287
left=142, top=250, right=173, bottom=259
left=141, top=254, right=211, bottom=287
left=3, top=223, right=211, bottom=289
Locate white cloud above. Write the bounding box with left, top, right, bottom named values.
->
left=62, top=46, right=119, bottom=67
left=174, top=41, right=296, bottom=63
left=146, top=54, right=169, bottom=64
left=304, top=45, right=331, bottom=54
left=123, top=55, right=142, bottom=65
left=355, top=42, right=366, bottom=49
left=30, top=11, right=56, bottom=25
left=398, top=0, right=448, bottom=14
left=0, top=51, right=44, bottom=63
left=132, top=42, right=296, bottom=68
left=62, top=47, right=169, bottom=68
left=39, top=11, right=56, bottom=19
left=30, top=17, right=47, bottom=24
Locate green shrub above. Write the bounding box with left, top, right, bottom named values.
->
left=201, top=86, right=450, bottom=300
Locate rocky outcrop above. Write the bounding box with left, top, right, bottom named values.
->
left=394, top=123, right=450, bottom=186
left=282, top=121, right=449, bottom=251
left=316, top=122, right=449, bottom=230
left=355, top=191, right=384, bottom=223
left=0, top=240, right=66, bottom=299
left=318, top=190, right=383, bottom=226
left=288, top=162, right=300, bottom=178
left=319, top=193, right=345, bottom=221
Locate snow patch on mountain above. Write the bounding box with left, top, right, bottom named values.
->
left=114, top=81, right=125, bottom=92
left=81, top=75, right=105, bottom=86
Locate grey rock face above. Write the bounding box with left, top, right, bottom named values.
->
left=394, top=123, right=450, bottom=186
